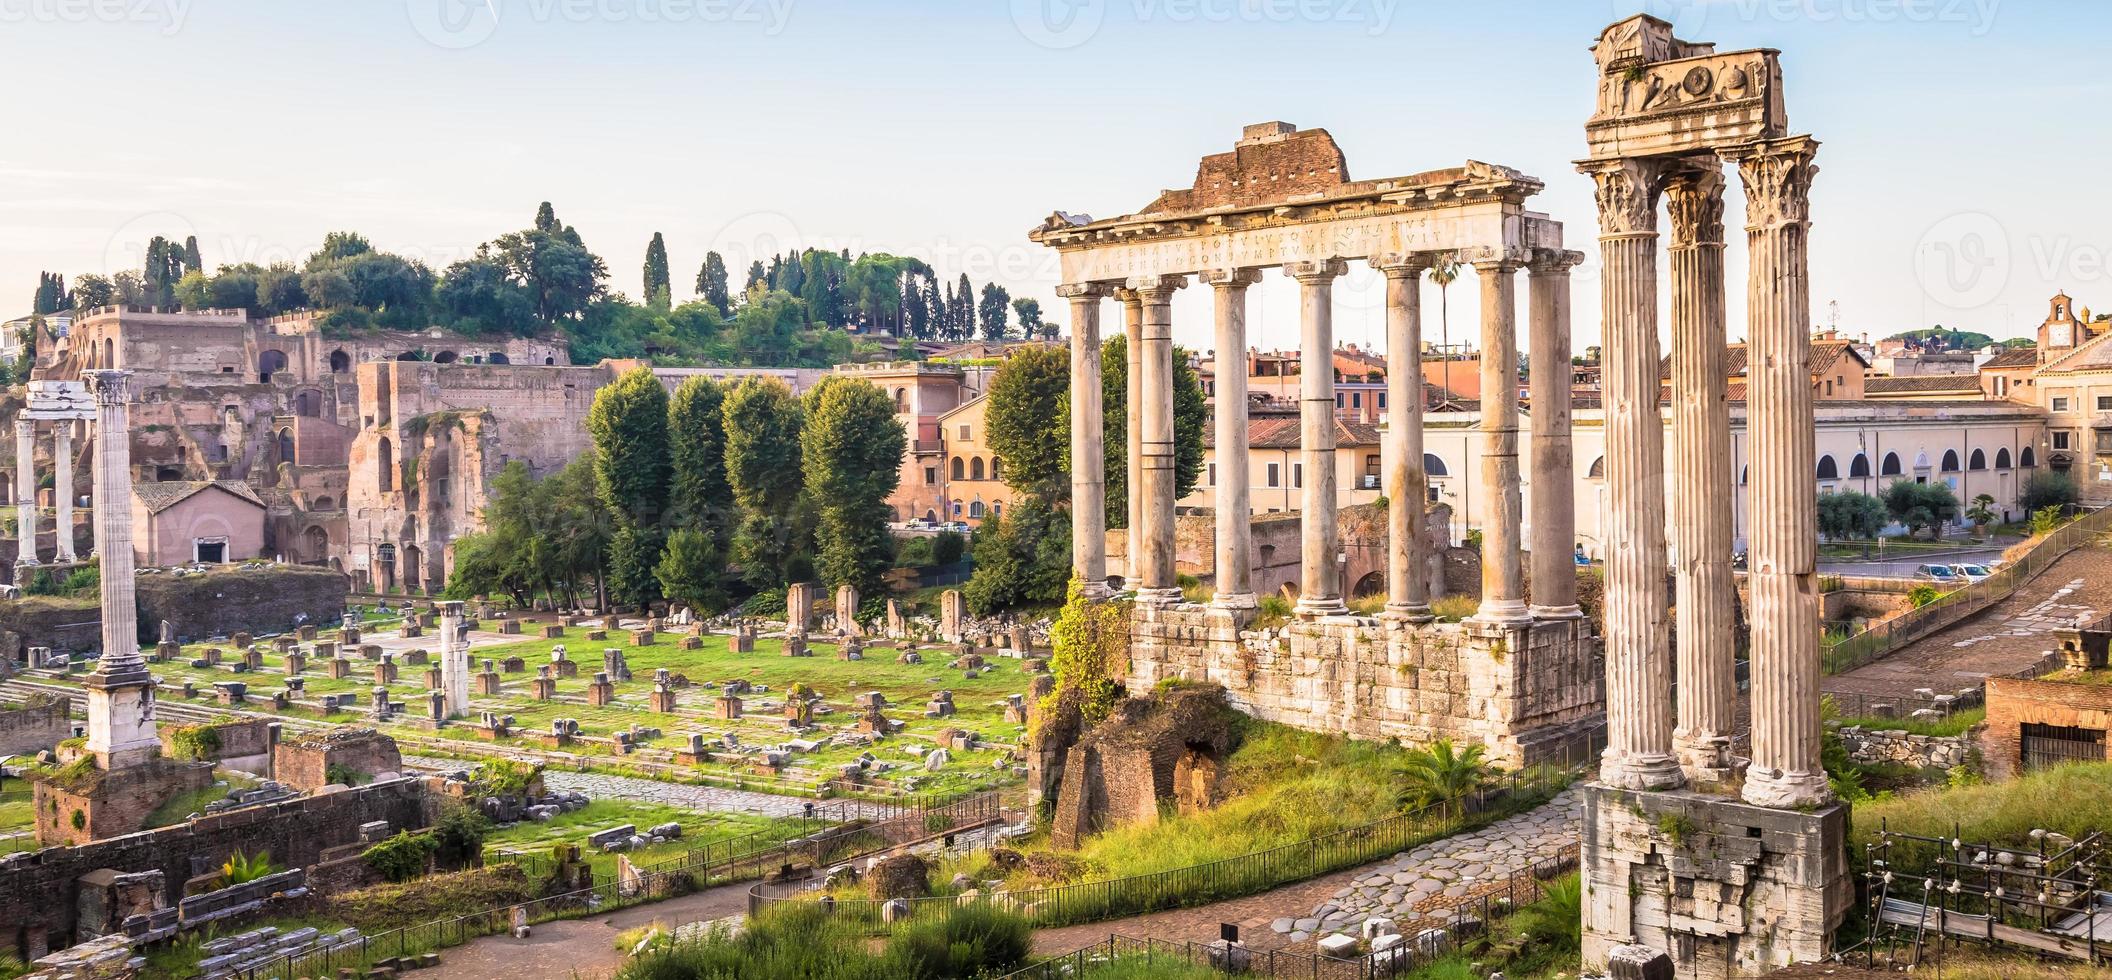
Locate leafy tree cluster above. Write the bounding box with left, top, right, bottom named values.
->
left=32, top=272, right=69, bottom=314
left=1883, top=480, right=1959, bottom=539
left=1816, top=490, right=1888, bottom=541
left=1099, top=334, right=1207, bottom=531
left=2019, top=471, right=2079, bottom=512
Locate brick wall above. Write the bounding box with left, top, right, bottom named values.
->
left=0, top=695, right=72, bottom=755
left=1, top=776, right=432, bottom=958
left=273, top=729, right=403, bottom=791
left=1982, top=675, right=2112, bottom=780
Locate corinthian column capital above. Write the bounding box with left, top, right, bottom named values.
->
left=1198, top=268, right=1262, bottom=289
left=1283, top=258, right=1348, bottom=283
left=1526, top=248, right=1588, bottom=276
left=1664, top=166, right=1728, bottom=249
left=1725, top=136, right=1821, bottom=230
left=1124, top=274, right=1187, bottom=303
left=85, top=369, right=133, bottom=406
left=14, top=418, right=34, bottom=439
left=1578, top=158, right=1666, bottom=238
left=1370, top=252, right=1434, bottom=278
left=1054, top=282, right=1112, bottom=300
left=1471, top=253, right=1524, bottom=275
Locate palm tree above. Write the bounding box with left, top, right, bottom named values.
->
left=1426, top=254, right=1462, bottom=407
left=1397, top=738, right=1490, bottom=809
left=1966, top=493, right=1997, bottom=538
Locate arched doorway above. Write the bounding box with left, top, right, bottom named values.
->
left=276, top=428, right=295, bottom=464
left=488, top=352, right=510, bottom=365
left=301, top=525, right=329, bottom=564
left=433, top=350, right=459, bottom=364
left=258, top=349, right=289, bottom=382
left=376, top=542, right=397, bottom=591
left=402, top=544, right=424, bottom=593
left=1351, top=571, right=1384, bottom=598
left=377, top=437, right=394, bottom=492
left=329, top=349, right=351, bottom=373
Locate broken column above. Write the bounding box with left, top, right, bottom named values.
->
left=440, top=600, right=469, bottom=716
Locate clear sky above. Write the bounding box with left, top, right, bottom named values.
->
left=3, top=0, right=2105, bottom=357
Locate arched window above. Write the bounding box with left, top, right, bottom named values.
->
left=1424, top=453, right=1449, bottom=478
left=544, top=357, right=555, bottom=365
left=2021, top=446, right=2038, bottom=468
left=1941, top=450, right=1961, bottom=472
left=951, top=457, right=965, bottom=480
left=1996, top=448, right=2012, bottom=469
left=103, top=337, right=115, bottom=367
left=894, top=388, right=908, bottom=412
left=313, top=496, right=334, bottom=511
left=1586, top=456, right=1605, bottom=479
left=277, top=428, right=295, bottom=463
left=968, top=500, right=986, bottom=518
left=1849, top=453, right=1872, bottom=478
left=329, top=349, right=350, bottom=373
left=258, top=349, right=289, bottom=382
left=1816, top=455, right=1840, bottom=480
left=1914, top=451, right=1931, bottom=470
left=990, top=457, right=1003, bottom=480
left=377, top=437, right=395, bottom=492
left=1882, top=452, right=1903, bottom=476
left=923, top=509, right=937, bottom=523
left=951, top=499, right=963, bottom=516
left=396, top=351, right=421, bottom=361
left=1969, top=449, right=1987, bottom=470
left=970, top=457, right=985, bottom=481
left=301, top=525, right=329, bottom=563
left=1740, top=465, right=1749, bottom=485
left=992, top=502, right=1003, bottom=520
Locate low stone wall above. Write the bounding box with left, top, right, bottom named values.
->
left=1836, top=725, right=1978, bottom=771
left=0, top=694, right=73, bottom=755
left=159, top=717, right=276, bottom=774
left=0, top=597, right=101, bottom=659
left=0, top=776, right=432, bottom=959
left=273, top=728, right=402, bottom=791
left=136, top=565, right=349, bottom=644
left=1127, top=603, right=1603, bottom=767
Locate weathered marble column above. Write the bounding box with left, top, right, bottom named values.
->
left=1527, top=250, right=1584, bottom=619
left=1374, top=254, right=1432, bottom=621
left=1118, top=288, right=1144, bottom=588
left=1287, top=259, right=1348, bottom=618
left=1581, top=158, right=1684, bottom=791
left=1665, top=167, right=1738, bottom=781
left=1730, top=137, right=1830, bottom=809
left=1473, top=256, right=1529, bottom=624
left=1060, top=283, right=1111, bottom=598
left=440, top=599, right=469, bottom=716
left=82, top=370, right=157, bottom=770
left=1132, top=274, right=1186, bottom=603
left=1203, top=269, right=1261, bottom=609
left=14, top=419, right=36, bottom=566
left=52, top=421, right=74, bottom=562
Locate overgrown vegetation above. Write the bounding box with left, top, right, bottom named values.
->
left=1039, top=577, right=1132, bottom=729
left=219, top=849, right=278, bottom=886
left=616, top=901, right=1032, bottom=980
left=164, top=724, right=222, bottom=763
left=1851, top=762, right=2112, bottom=852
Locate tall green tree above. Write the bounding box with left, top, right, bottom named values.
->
left=1011, top=297, right=1044, bottom=338
left=182, top=235, right=203, bottom=274
left=588, top=367, right=672, bottom=606
left=978, top=283, right=1012, bottom=341
left=1099, top=335, right=1206, bottom=529
left=697, top=251, right=732, bottom=316
left=667, top=376, right=731, bottom=544
left=801, top=376, right=907, bottom=592
left=31, top=272, right=65, bottom=315
left=983, top=345, right=1069, bottom=500
left=488, top=203, right=607, bottom=327
left=722, top=378, right=807, bottom=587
left=952, top=274, right=974, bottom=340
left=1883, top=480, right=1958, bottom=539
left=70, top=274, right=114, bottom=309
left=643, top=232, right=671, bottom=310
left=1816, top=490, right=1887, bottom=541
left=655, top=527, right=726, bottom=614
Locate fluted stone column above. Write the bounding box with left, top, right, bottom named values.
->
left=440, top=599, right=469, bottom=716
left=52, top=421, right=74, bottom=562
left=82, top=370, right=156, bottom=770
left=1203, top=269, right=1261, bottom=609
left=1473, top=257, right=1529, bottom=624
left=1665, top=167, right=1739, bottom=781
left=1118, top=289, right=1144, bottom=589
left=1731, top=137, right=1830, bottom=809
left=15, top=419, right=35, bottom=566
left=1060, top=283, right=1111, bottom=598
left=1582, top=158, right=1684, bottom=791
left=1132, top=274, right=1185, bottom=604
left=1287, top=259, right=1348, bottom=618
left=1374, top=254, right=1432, bottom=621
left=1527, top=251, right=1583, bottom=619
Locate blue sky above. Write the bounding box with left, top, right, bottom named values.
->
left=2, top=0, right=2104, bottom=355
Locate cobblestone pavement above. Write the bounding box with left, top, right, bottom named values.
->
left=402, top=754, right=899, bottom=820
left=1271, top=789, right=1581, bottom=944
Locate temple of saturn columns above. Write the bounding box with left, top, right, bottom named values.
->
left=1032, top=121, right=1603, bottom=767
left=13, top=379, right=97, bottom=571
left=1576, top=16, right=1847, bottom=978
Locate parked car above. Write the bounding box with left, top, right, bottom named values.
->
left=1915, top=563, right=1959, bottom=584
left=1949, top=563, right=1992, bottom=583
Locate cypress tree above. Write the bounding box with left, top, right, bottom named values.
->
left=643, top=232, right=671, bottom=308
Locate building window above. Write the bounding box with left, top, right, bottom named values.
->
left=1824, top=380, right=1833, bottom=397
left=1377, top=392, right=1387, bottom=410
left=2022, top=446, right=2038, bottom=467
left=969, top=457, right=984, bottom=481
left=958, top=424, right=970, bottom=440
left=1266, top=463, right=1280, bottom=488
left=1350, top=392, right=1362, bottom=409
left=1941, top=450, right=1961, bottom=472
left=951, top=457, right=965, bottom=480
left=1425, top=453, right=1449, bottom=478
left=1995, top=448, right=2012, bottom=469
left=1816, top=455, right=1839, bottom=480
left=1881, top=452, right=1903, bottom=476
left=2054, top=397, right=2072, bottom=412
left=1335, top=392, right=1345, bottom=408
left=1849, top=453, right=1871, bottom=478
left=2054, top=432, right=2072, bottom=450
left=1293, top=463, right=1303, bottom=489
left=1208, top=463, right=1216, bottom=486
left=1969, top=449, right=1987, bottom=470
left=2099, top=396, right=2112, bottom=412
left=924, top=466, right=937, bottom=485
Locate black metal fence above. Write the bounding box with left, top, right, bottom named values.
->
left=1821, top=507, right=2112, bottom=676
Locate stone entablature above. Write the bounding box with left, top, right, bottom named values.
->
left=1125, top=603, right=1603, bottom=768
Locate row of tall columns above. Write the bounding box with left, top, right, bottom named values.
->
left=12, top=417, right=83, bottom=566
left=1666, top=167, right=1738, bottom=780
left=1584, top=138, right=1826, bottom=809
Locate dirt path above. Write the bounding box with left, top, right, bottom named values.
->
left=416, top=881, right=752, bottom=980
left=1822, top=545, right=2112, bottom=702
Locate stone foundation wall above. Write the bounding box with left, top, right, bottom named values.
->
left=273, top=729, right=403, bottom=791
left=135, top=566, right=348, bottom=643
left=159, top=718, right=276, bottom=774
left=1982, top=675, right=2112, bottom=780
left=1836, top=725, right=1977, bottom=772
left=0, top=597, right=101, bottom=659
left=0, top=776, right=432, bottom=959
left=0, top=695, right=73, bottom=755
left=1126, top=604, right=1603, bottom=767
left=31, top=760, right=216, bottom=848
left=1581, top=785, right=1852, bottom=980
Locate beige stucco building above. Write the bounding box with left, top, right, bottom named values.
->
left=129, top=480, right=265, bottom=566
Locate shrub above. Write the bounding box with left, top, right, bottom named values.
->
left=220, top=849, right=278, bottom=885
left=890, top=901, right=1033, bottom=978
left=2018, top=471, right=2079, bottom=513
left=165, top=724, right=222, bottom=763
left=479, top=759, right=540, bottom=798
left=1906, top=584, right=1942, bottom=608
left=1395, top=739, right=1490, bottom=809
left=431, top=800, right=489, bottom=867
left=931, top=531, right=966, bottom=566
left=1043, top=577, right=1130, bottom=727
left=1431, top=595, right=1479, bottom=622
left=325, top=762, right=369, bottom=786
left=363, top=830, right=438, bottom=883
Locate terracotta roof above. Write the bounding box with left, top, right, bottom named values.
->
left=1661, top=339, right=1869, bottom=379
left=1210, top=417, right=1381, bottom=450
left=133, top=480, right=264, bottom=515
left=1865, top=375, right=1982, bottom=394
left=1980, top=346, right=2038, bottom=370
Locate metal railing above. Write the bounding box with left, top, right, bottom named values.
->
left=750, top=740, right=1594, bottom=930
left=1821, top=506, right=2112, bottom=676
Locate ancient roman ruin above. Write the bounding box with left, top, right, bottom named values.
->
left=1036, top=122, right=1601, bottom=767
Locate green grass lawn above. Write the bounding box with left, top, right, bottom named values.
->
left=43, top=623, right=1034, bottom=796
left=1853, top=762, right=2112, bottom=851
left=482, top=798, right=821, bottom=879
left=1835, top=706, right=1986, bottom=737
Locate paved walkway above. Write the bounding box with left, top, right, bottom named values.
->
left=417, top=881, right=752, bottom=980
left=402, top=755, right=898, bottom=820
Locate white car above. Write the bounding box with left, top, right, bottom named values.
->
left=1949, top=563, right=1992, bottom=583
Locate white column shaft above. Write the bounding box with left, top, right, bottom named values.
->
left=1290, top=261, right=1346, bottom=617
left=1207, top=272, right=1257, bottom=608
left=1135, top=279, right=1181, bottom=600
left=1475, top=261, right=1528, bottom=622
left=1527, top=257, right=1581, bottom=618
left=1379, top=260, right=1430, bottom=620
left=53, top=422, right=74, bottom=562
left=15, top=421, right=35, bottom=566
left=1062, top=286, right=1110, bottom=597
left=1121, top=293, right=1144, bottom=587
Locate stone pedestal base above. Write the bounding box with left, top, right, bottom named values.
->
left=1581, top=784, right=1849, bottom=980
left=531, top=678, right=556, bottom=700
left=587, top=682, right=615, bottom=706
